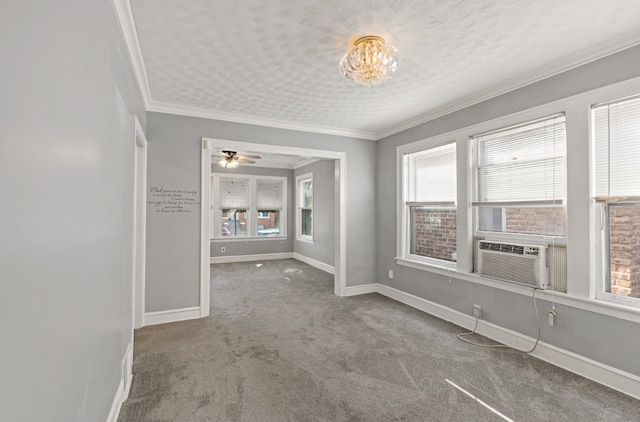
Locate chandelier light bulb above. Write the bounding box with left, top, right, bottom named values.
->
left=339, top=36, right=400, bottom=87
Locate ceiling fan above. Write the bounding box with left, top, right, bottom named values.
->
left=215, top=150, right=261, bottom=169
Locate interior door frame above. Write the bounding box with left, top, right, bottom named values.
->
left=133, top=116, right=148, bottom=328
left=200, top=138, right=347, bottom=317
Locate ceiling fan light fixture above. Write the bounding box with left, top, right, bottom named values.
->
left=339, top=36, right=400, bottom=87
left=218, top=158, right=239, bottom=169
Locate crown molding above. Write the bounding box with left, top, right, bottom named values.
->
left=376, top=37, right=640, bottom=140
left=112, top=0, right=152, bottom=106
left=147, top=101, right=378, bottom=141
left=293, top=157, right=322, bottom=169
left=113, top=0, right=640, bottom=143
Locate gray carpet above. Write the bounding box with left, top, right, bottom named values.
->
left=119, top=259, right=640, bottom=421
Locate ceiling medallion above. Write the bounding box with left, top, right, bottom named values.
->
left=339, top=36, right=400, bottom=87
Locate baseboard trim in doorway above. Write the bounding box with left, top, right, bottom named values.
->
left=144, top=306, right=202, bottom=326
left=293, top=253, right=335, bottom=275
left=373, top=283, right=640, bottom=401
left=344, top=284, right=377, bottom=296
left=106, top=342, right=134, bottom=422
left=210, top=252, right=293, bottom=264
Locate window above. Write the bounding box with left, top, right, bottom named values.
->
left=403, top=142, right=457, bottom=265
left=212, top=175, right=286, bottom=238
left=593, top=96, right=640, bottom=304
left=473, top=114, right=566, bottom=239
left=219, top=177, right=249, bottom=237
left=296, top=173, right=313, bottom=240
left=256, top=179, right=282, bottom=236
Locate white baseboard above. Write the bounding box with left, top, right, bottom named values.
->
left=144, top=306, right=201, bottom=326
left=106, top=342, right=134, bottom=422
left=210, top=252, right=293, bottom=264
left=344, top=284, right=378, bottom=296
left=293, top=253, right=335, bottom=274
left=123, top=343, right=133, bottom=398
left=350, top=283, right=640, bottom=401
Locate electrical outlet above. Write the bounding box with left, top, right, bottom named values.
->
left=548, top=310, right=556, bottom=326
left=388, top=270, right=394, bottom=279
left=472, top=304, right=482, bottom=318
left=221, top=247, right=226, bottom=253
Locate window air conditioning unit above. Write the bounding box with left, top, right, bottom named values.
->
left=478, top=240, right=549, bottom=289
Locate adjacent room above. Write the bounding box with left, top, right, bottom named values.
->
left=2, top=1, right=640, bottom=421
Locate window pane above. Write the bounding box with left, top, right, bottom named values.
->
left=257, top=210, right=280, bottom=236
left=607, top=203, right=640, bottom=299
left=256, top=180, right=283, bottom=209
left=478, top=206, right=564, bottom=236
left=301, top=209, right=312, bottom=237
left=220, top=178, right=250, bottom=209
left=410, top=206, right=457, bottom=262
left=409, top=143, right=456, bottom=202
left=302, top=180, right=313, bottom=208
left=221, top=209, right=247, bottom=236
left=593, top=97, right=640, bottom=197
left=476, top=115, right=566, bottom=203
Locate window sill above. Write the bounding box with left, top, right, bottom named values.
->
left=395, top=257, right=640, bottom=324
left=211, top=236, right=288, bottom=242
left=296, top=236, right=314, bottom=244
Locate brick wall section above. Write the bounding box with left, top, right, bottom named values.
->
left=413, top=208, right=456, bottom=262
left=609, top=204, right=640, bottom=298
left=505, top=207, right=565, bottom=236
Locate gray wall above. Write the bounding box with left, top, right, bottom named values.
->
left=0, top=1, right=146, bottom=421
left=145, top=112, right=376, bottom=312
left=211, top=165, right=294, bottom=257
left=294, top=159, right=336, bottom=267
left=376, top=45, right=640, bottom=377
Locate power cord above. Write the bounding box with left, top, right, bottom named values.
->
left=457, top=288, right=541, bottom=353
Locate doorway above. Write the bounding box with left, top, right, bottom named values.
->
left=200, top=138, right=346, bottom=317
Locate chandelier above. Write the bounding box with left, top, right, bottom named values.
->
left=339, top=36, right=400, bottom=87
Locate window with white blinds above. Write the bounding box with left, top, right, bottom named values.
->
left=404, top=142, right=457, bottom=265
left=474, top=114, right=566, bottom=206
left=593, top=95, right=640, bottom=302
left=213, top=175, right=287, bottom=238
left=256, top=180, right=283, bottom=210
left=593, top=96, right=640, bottom=200
left=219, top=178, right=249, bottom=209
left=407, top=142, right=456, bottom=205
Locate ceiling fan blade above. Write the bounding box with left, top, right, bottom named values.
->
left=237, top=158, right=256, bottom=164
left=240, top=155, right=261, bottom=159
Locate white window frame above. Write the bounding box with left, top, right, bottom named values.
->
left=401, top=141, right=458, bottom=269
left=396, top=76, right=640, bottom=323
left=211, top=174, right=287, bottom=240
left=592, top=95, right=640, bottom=309
left=471, top=114, right=568, bottom=246
left=296, top=173, right=313, bottom=242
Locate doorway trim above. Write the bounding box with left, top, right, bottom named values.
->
left=133, top=116, right=148, bottom=328
left=200, top=138, right=347, bottom=317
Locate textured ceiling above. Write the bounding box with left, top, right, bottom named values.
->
left=128, top=0, right=640, bottom=139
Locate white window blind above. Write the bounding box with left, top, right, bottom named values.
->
left=474, top=114, right=566, bottom=205
left=220, top=177, right=249, bottom=209
left=256, top=180, right=283, bottom=210
left=407, top=142, right=456, bottom=204
left=593, top=96, right=640, bottom=200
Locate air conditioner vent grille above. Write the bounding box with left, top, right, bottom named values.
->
left=479, top=242, right=524, bottom=255
left=478, top=241, right=548, bottom=289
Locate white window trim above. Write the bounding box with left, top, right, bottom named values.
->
left=211, top=174, right=287, bottom=239
left=396, top=75, right=640, bottom=321
left=400, top=141, right=458, bottom=269
left=296, top=172, right=313, bottom=242
left=470, top=114, right=568, bottom=244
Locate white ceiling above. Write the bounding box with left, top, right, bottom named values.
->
left=123, top=0, right=640, bottom=140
